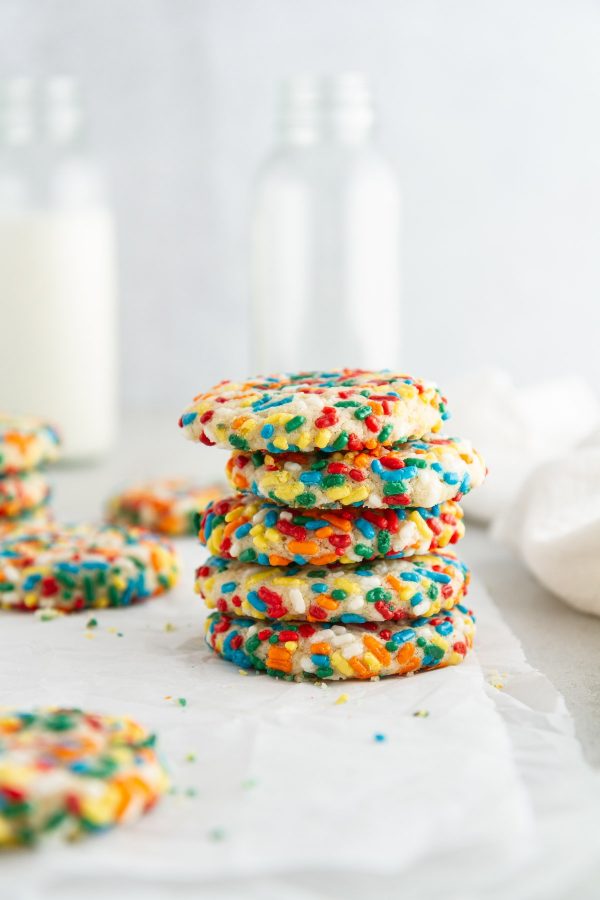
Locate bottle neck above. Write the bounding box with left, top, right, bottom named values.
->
left=277, top=73, right=376, bottom=146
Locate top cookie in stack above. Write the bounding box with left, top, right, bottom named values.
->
left=180, top=370, right=485, bottom=681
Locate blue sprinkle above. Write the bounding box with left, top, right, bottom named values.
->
left=247, top=590, right=267, bottom=612
left=235, top=523, right=252, bottom=539
left=371, top=459, right=384, bottom=474
left=443, top=472, right=460, bottom=485
left=400, top=572, right=420, bottom=582
left=374, top=733, right=386, bottom=743
left=293, top=554, right=307, bottom=565
left=431, top=462, right=443, bottom=473
left=435, top=621, right=453, bottom=635
left=260, top=424, right=275, bottom=439
left=299, top=471, right=322, bottom=485
left=356, top=518, right=376, bottom=539
left=425, top=569, right=451, bottom=584
left=459, top=473, right=471, bottom=494
left=221, top=581, right=236, bottom=593
left=340, top=613, right=367, bottom=623
left=311, top=583, right=329, bottom=594
left=410, top=592, right=425, bottom=607
left=391, top=628, right=416, bottom=644
left=264, top=510, right=278, bottom=527
left=256, top=553, right=270, bottom=566
left=181, top=412, right=197, bottom=426
left=304, top=519, right=329, bottom=530
left=311, top=654, right=330, bottom=666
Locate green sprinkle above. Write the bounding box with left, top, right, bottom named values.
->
left=246, top=635, right=260, bottom=652
left=229, top=434, right=249, bottom=451
left=315, top=666, right=334, bottom=679
left=377, top=531, right=391, bottom=553
left=354, top=543, right=374, bottom=558
left=86, top=618, right=98, bottom=628
left=238, top=548, right=257, bottom=562
left=295, top=492, right=317, bottom=507
left=378, top=424, right=393, bottom=443
left=366, top=587, right=392, bottom=603
left=383, top=481, right=407, bottom=495
left=251, top=451, right=263, bottom=466
left=285, top=415, right=305, bottom=432
left=416, top=637, right=427, bottom=648
left=354, top=405, right=372, bottom=420
left=404, top=457, right=427, bottom=468
left=322, top=473, right=345, bottom=489
left=178, top=697, right=187, bottom=707
left=331, top=589, right=347, bottom=600
left=331, top=431, right=349, bottom=451
left=426, top=643, right=445, bottom=660
left=334, top=400, right=360, bottom=408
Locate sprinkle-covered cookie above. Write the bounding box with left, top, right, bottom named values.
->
left=204, top=606, right=475, bottom=680
left=196, top=551, right=470, bottom=622
left=179, top=370, right=448, bottom=453
left=0, top=708, right=168, bottom=847
left=0, top=471, right=50, bottom=521
left=200, top=494, right=464, bottom=566
left=0, top=525, right=180, bottom=613
left=107, top=477, right=224, bottom=536
left=0, top=415, right=61, bottom=474
left=226, top=435, right=485, bottom=509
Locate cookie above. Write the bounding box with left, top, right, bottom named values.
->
left=0, top=471, right=50, bottom=521
left=0, top=524, right=180, bottom=613
left=0, top=507, right=53, bottom=538
left=0, top=707, right=168, bottom=846
left=200, top=494, right=464, bottom=566
left=196, top=551, right=470, bottom=622
left=204, top=606, right=475, bottom=680
left=226, top=435, right=485, bottom=509
left=179, top=370, right=448, bottom=453
left=0, top=415, right=61, bottom=474
left=107, top=477, right=224, bottom=536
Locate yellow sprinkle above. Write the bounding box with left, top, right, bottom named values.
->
left=335, top=693, right=349, bottom=706
left=238, top=669, right=249, bottom=676
left=314, top=429, right=331, bottom=449
left=272, top=435, right=289, bottom=451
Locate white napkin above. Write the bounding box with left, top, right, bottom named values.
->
left=444, top=370, right=599, bottom=524
left=494, top=440, right=600, bottom=616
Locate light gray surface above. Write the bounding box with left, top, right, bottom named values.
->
left=49, top=412, right=600, bottom=767
left=2, top=0, right=600, bottom=406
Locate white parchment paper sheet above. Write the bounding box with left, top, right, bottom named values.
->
left=1, top=539, right=599, bottom=899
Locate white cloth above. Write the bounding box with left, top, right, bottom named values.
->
left=445, top=370, right=599, bottom=524
left=447, top=369, right=600, bottom=615
left=494, top=442, right=600, bottom=616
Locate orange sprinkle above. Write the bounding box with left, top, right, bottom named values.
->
left=363, top=635, right=391, bottom=666
left=223, top=516, right=249, bottom=538
left=268, top=554, right=291, bottom=566
left=288, top=540, right=319, bottom=555
left=321, top=513, right=352, bottom=532
left=311, top=641, right=332, bottom=655
left=396, top=642, right=416, bottom=665
left=349, top=656, right=371, bottom=679
left=353, top=454, right=370, bottom=468
left=368, top=400, right=383, bottom=415
left=385, top=574, right=402, bottom=593
left=231, top=415, right=248, bottom=429
left=310, top=553, right=339, bottom=565
left=314, top=527, right=333, bottom=538
left=316, top=594, right=339, bottom=611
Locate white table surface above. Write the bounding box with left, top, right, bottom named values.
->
left=3, top=412, right=600, bottom=899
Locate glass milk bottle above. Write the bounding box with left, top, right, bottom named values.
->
left=250, top=73, right=401, bottom=374
left=0, top=77, right=117, bottom=459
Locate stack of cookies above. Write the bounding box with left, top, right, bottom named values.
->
left=180, top=370, right=485, bottom=682
left=0, top=415, right=61, bottom=535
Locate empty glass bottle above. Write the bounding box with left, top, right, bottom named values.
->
left=250, top=73, right=401, bottom=374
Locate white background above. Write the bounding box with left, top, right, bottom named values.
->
left=1, top=0, right=600, bottom=410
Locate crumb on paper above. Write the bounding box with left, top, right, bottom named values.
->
left=177, top=697, right=187, bottom=707
left=488, top=670, right=506, bottom=690
left=185, top=787, right=197, bottom=798
left=242, top=778, right=258, bottom=790
left=208, top=827, right=226, bottom=842
left=86, top=617, right=98, bottom=628
left=335, top=693, right=349, bottom=706
left=413, top=709, right=430, bottom=718
left=164, top=622, right=176, bottom=632
left=238, top=669, right=248, bottom=676
left=36, top=609, right=63, bottom=622
left=374, top=733, right=386, bottom=743
left=185, top=752, right=197, bottom=763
